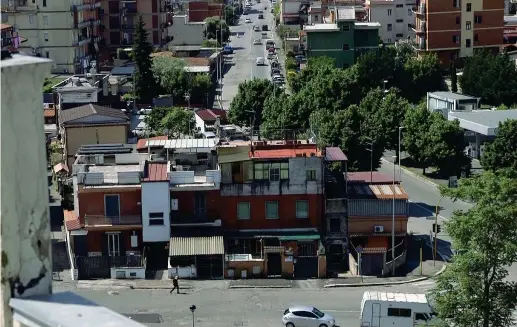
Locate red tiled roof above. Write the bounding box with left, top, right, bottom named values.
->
left=53, top=163, right=69, bottom=174
left=142, top=162, right=168, bottom=182
left=136, top=136, right=168, bottom=150
left=325, top=147, right=347, bottom=161
left=64, top=210, right=82, bottom=231
left=44, top=109, right=56, bottom=118
left=196, top=109, right=227, bottom=122
left=250, top=146, right=321, bottom=159
left=347, top=171, right=399, bottom=184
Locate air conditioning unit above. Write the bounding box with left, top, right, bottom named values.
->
left=374, top=225, right=384, bottom=233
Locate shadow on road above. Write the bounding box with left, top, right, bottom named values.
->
left=409, top=202, right=443, bottom=218
left=222, top=62, right=235, bottom=75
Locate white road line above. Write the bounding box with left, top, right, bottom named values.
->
left=276, top=310, right=360, bottom=313
left=409, top=200, right=449, bottom=221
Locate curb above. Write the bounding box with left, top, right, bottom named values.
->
left=381, top=158, right=440, bottom=188
left=130, top=285, right=193, bottom=290
left=229, top=285, right=292, bottom=289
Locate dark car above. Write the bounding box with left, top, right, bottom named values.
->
left=262, top=24, right=268, bottom=31
left=271, top=68, right=281, bottom=76
left=258, top=14, right=264, bottom=19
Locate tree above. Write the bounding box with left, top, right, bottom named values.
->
left=285, top=57, right=297, bottom=70
left=160, top=107, right=195, bottom=138
left=152, top=56, right=188, bottom=101
left=402, top=53, right=443, bottom=103
left=288, top=56, right=335, bottom=94
left=223, top=5, right=235, bottom=26
left=228, top=79, right=276, bottom=126
left=144, top=106, right=174, bottom=133
left=431, top=171, right=517, bottom=327
left=481, top=119, right=517, bottom=172
left=450, top=60, right=458, bottom=93
left=189, top=73, right=212, bottom=106
left=202, top=39, right=219, bottom=48
left=133, top=16, right=156, bottom=104
left=204, top=18, right=230, bottom=45
left=460, top=50, right=517, bottom=106
left=261, top=93, right=299, bottom=139
left=402, top=104, right=434, bottom=173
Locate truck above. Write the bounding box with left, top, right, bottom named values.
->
left=360, top=291, right=437, bottom=327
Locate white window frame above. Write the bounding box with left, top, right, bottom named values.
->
left=306, top=169, right=316, bottom=181
left=149, top=212, right=164, bottom=225
left=43, top=15, right=48, bottom=26
left=466, top=21, right=471, bottom=30
left=29, top=14, right=34, bottom=24
left=265, top=201, right=279, bottom=219
left=107, top=233, right=120, bottom=257
left=237, top=202, right=251, bottom=220
left=270, top=165, right=280, bottom=181
left=387, top=24, right=392, bottom=31
left=296, top=200, right=309, bottom=219
left=44, top=31, right=49, bottom=42
left=387, top=9, right=392, bottom=16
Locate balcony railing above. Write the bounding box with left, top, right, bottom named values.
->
left=110, top=254, right=144, bottom=268
left=73, top=35, right=91, bottom=46
left=84, top=215, right=142, bottom=226
left=170, top=211, right=218, bottom=224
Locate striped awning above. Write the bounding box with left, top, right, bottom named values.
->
left=169, top=236, right=225, bottom=256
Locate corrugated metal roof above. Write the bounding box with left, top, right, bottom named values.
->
left=325, top=147, right=347, bottom=161
left=164, top=138, right=218, bottom=150
left=169, top=236, right=225, bottom=256
left=60, top=104, right=129, bottom=124
left=347, top=172, right=399, bottom=184
left=142, top=162, right=168, bottom=182
left=348, top=183, right=408, bottom=200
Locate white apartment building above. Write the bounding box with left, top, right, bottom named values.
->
left=366, top=0, right=415, bottom=44
left=3, top=0, right=101, bottom=73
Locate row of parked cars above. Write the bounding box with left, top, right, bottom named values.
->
left=266, top=40, right=285, bottom=88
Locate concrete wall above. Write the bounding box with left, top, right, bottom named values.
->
left=141, top=181, right=171, bottom=242
left=111, top=267, right=146, bottom=279
left=226, top=260, right=265, bottom=278
left=348, top=216, right=408, bottom=233
left=167, top=15, right=205, bottom=45
left=368, top=0, right=415, bottom=44
left=65, top=124, right=128, bottom=168
left=349, top=253, right=358, bottom=275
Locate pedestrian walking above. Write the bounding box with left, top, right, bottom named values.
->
left=170, top=275, right=180, bottom=294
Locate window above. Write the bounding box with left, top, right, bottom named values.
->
left=306, top=169, right=316, bottom=181
left=45, top=50, right=49, bottom=58
left=107, top=233, right=120, bottom=257
left=43, top=15, right=48, bottom=26
left=453, top=0, right=460, bottom=8
left=396, top=33, right=403, bottom=37
left=466, top=38, right=471, bottom=47
left=474, top=33, right=478, bottom=42
left=456, top=16, right=460, bottom=24
left=237, top=202, right=250, bottom=220
left=387, top=38, right=392, bottom=43
left=474, top=15, right=482, bottom=24
left=387, top=23, right=392, bottom=31
left=342, top=43, right=350, bottom=50
left=466, top=21, right=471, bottom=30
left=387, top=9, right=392, bottom=15
left=44, top=32, right=49, bottom=41
left=407, top=8, right=412, bottom=16
left=407, top=24, right=412, bottom=31
left=387, top=308, right=412, bottom=317
left=29, top=15, right=34, bottom=24
left=253, top=163, right=288, bottom=180
left=396, top=19, right=403, bottom=23
left=149, top=212, right=164, bottom=225
left=466, top=3, right=471, bottom=11
left=270, top=164, right=280, bottom=181
left=43, top=0, right=46, bottom=6
left=293, top=311, right=317, bottom=318
left=314, top=14, right=319, bottom=21
left=396, top=4, right=403, bottom=8
left=415, top=313, right=428, bottom=321
left=453, top=35, right=460, bottom=43
left=265, top=201, right=279, bottom=219
left=296, top=200, right=309, bottom=219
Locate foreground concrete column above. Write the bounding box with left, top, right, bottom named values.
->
left=0, top=55, right=53, bottom=327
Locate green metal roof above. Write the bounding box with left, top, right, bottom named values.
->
left=278, top=235, right=320, bottom=241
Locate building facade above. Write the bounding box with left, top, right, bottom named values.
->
left=4, top=0, right=102, bottom=73
left=1, top=23, right=26, bottom=51
left=414, top=0, right=505, bottom=65
left=303, top=7, right=380, bottom=68
left=366, top=0, right=416, bottom=44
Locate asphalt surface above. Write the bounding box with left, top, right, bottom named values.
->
left=219, top=0, right=278, bottom=110
left=65, top=283, right=439, bottom=327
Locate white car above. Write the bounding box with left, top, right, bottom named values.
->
left=245, top=18, right=252, bottom=23
left=256, top=57, right=265, bottom=65
left=253, top=39, right=262, bottom=45
left=282, top=306, right=336, bottom=327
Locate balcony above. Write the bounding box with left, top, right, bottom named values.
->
left=75, top=19, right=91, bottom=29
left=1, top=37, right=13, bottom=48
left=84, top=215, right=142, bottom=226
left=170, top=211, right=220, bottom=225
left=169, top=165, right=221, bottom=191
left=413, top=39, right=426, bottom=51
left=73, top=35, right=91, bottom=46
left=326, top=198, right=347, bottom=214
left=91, top=35, right=102, bottom=42
left=413, top=2, right=425, bottom=15
left=412, top=21, right=426, bottom=34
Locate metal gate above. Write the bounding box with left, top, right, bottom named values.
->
left=267, top=253, right=282, bottom=276
left=196, top=255, right=224, bottom=279
left=76, top=256, right=110, bottom=279
left=294, top=256, right=318, bottom=278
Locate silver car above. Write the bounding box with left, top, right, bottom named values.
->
left=282, top=306, right=336, bottom=327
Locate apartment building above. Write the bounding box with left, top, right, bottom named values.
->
left=366, top=0, right=416, bottom=44
left=3, top=0, right=102, bottom=73
left=1, top=22, right=26, bottom=51
left=282, top=0, right=365, bottom=25
left=414, top=0, right=505, bottom=66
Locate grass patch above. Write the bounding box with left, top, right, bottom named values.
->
left=43, top=77, right=66, bottom=93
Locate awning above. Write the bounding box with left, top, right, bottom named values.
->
left=169, top=236, right=224, bottom=256
left=278, top=235, right=320, bottom=241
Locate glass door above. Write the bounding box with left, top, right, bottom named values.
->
left=107, top=233, right=120, bottom=257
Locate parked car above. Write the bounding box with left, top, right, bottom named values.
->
left=254, top=25, right=260, bottom=31
left=256, top=57, right=265, bottom=65
left=262, top=24, right=268, bottom=31
left=295, top=55, right=306, bottom=62
left=271, top=68, right=281, bottom=76
left=258, top=14, right=264, bottom=19
left=282, top=306, right=336, bottom=327
left=266, top=40, right=275, bottom=49
left=253, top=39, right=262, bottom=45
left=245, top=18, right=252, bottom=23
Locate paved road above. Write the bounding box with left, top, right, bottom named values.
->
left=65, top=283, right=438, bottom=327
left=219, top=0, right=277, bottom=110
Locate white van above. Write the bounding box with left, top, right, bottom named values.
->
left=360, top=291, right=436, bottom=327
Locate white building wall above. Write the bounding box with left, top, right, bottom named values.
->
left=284, top=1, right=301, bottom=14
left=368, top=0, right=415, bottom=44
left=141, top=182, right=171, bottom=242
left=195, top=114, right=206, bottom=134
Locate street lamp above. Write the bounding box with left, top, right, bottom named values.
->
left=434, top=195, right=445, bottom=267
left=365, top=137, right=374, bottom=183
left=189, top=305, right=197, bottom=327
left=398, top=126, right=404, bottom=181
left=383, top=80, right=388, bottom=93
left=391, top=155, right=396, bottom=276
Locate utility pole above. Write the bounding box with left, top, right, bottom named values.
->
left=365, top=137, right=374, bottom=182
left=398, top=126, right=404, bottom=181
left=392, top=155, right=396, bottom=276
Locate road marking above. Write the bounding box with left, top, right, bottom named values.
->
left=276, top=310, right=360, bottom=313
left=409, top=200, right=449, bottom=221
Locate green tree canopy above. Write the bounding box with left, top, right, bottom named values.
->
left=288, top=56, right=335, bottom=94
left=432, top=171, right=517, bottom=327
left=152, top=56, right=187, bottom=100
left=133, top=16, right=156, bottom=104
left=481, top=119, right=517, bottom=171
left=261, top=93, right=299, bottom=139
left=402, top=104, right=434, bottom=172
left=450, top=60, right=458, bottom=93
left=160, top=107, right=195, bottom=138
left=402, top=53, right=443, bottom=103
left=144, top=106, right=173, bottom=133
left=459, top=50, right=517, bottom=106
left=223, top=5, right=235, bottom=26
left=228, top=78, right=276, bottom=126
left=204, top=18, right=230, bottom=45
